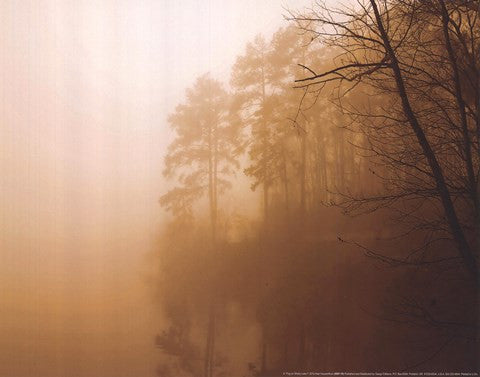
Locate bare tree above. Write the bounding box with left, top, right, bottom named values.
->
left=288, top=0, right=479, bottom=281
left=286, top=2, right=480, bottom=368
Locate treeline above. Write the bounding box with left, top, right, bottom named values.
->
left=159, top=26, right=373, bottom=229
left=155, top=2, right=479, bottom=376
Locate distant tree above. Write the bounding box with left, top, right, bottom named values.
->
left=160, top=73, right=242, bottom=377
left=268, top=26, right=310, bottom=219
left=231, top=28, right=320, bottom=222
left=230, top=30, right=313, bottom=372
left=161, top=73, right=241, bottom=240
left=231, top=35, right=280, bottom=226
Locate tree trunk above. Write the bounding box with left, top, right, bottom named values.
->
left=370, top=0, right=478, bottom=281
left=336, top=128, right=346, bottom=194
left=261, top=72, right=270, bottom=228
left=300, top=126, right=307, bottom=219
left=282, top=145, right=290, bottom=218
left=316, top=132, right=328, bottom=203
left=204, top=114, right=219, bottom=377
left=439, top=0, right=477, bottom=214
left=213, top=117, right=218, bottom=243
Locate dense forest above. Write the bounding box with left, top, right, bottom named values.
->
left=155, top=1, right=479, bottom=376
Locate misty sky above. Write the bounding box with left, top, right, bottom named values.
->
left=0, top=1, right=314, bottom=376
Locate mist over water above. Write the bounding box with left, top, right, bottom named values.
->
left=0, top=1, right=312, bottom=376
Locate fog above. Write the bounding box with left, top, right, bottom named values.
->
left=1, top=1, right=478, bottom=376
left=0, top=1, right=314, bottom=376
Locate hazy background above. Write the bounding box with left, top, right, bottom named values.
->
left=0, top=1, right=316, bottom=376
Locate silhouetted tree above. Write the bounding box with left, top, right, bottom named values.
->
left=288, top=0, right=479, bottom=366
left=289, top=0, right=479, bottom=281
